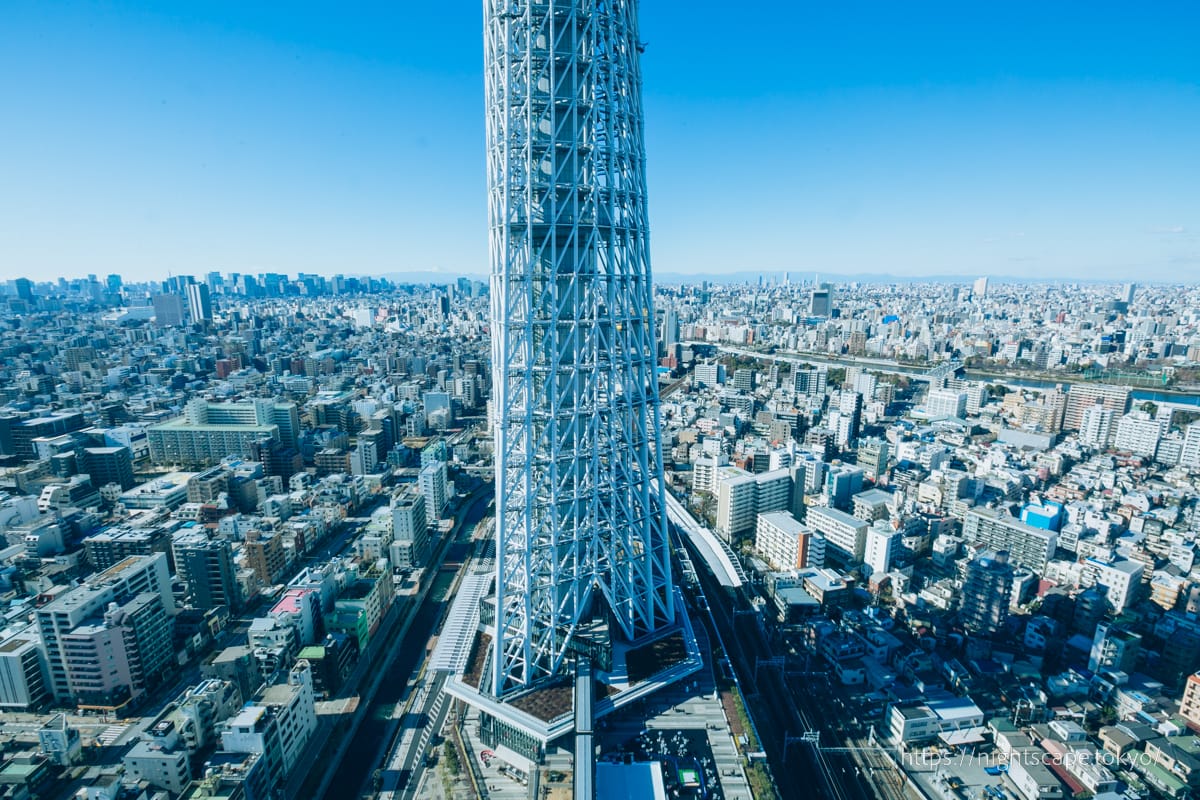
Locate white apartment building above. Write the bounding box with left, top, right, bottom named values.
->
left=806, top=506, right=868, bottom=564
left=61, top=593, right=172, bottom=706
left=1063, top=383, right=1131, bottom=432
left=715, top=466, right=793, bottom=541
left=755, top=511, right=823, bottom=570
left=1082, top=557, right=1144, bottom=613
left=962, top=507, right=1057, bottom=573
left=864, top=524, right=899, bottom=576
left=755, top=468, right=792, bottom=514
left=1112, top=410, right=1165, bottom=458
left=125, top=740, right=191, bottom=795
left=716, top=467, right=757, bottom=540
left=0, top=626, right=48, bottom=709
left=1080, top=403, right=1114, bottom=448
left=36, top=553, right=174, bottom=702
left=219, top=661, right=317, bottom=792
left=692, top=453, right=727, bottom=494
left=1180, top=423, right=1200, bottom=469
left=1007, top=748, right=1065, bottom=800
left=694, top=363, right=725, bottom=387
left=349, top=439, right=375, bottom=475
left=927, top=389, right=967, bottom=419
left=886, top=693, right=985, bottom=744
left=790, top=455, right=826, bottom=495
left=418, top=461, right=448, bottom=518
left=851, top=372, right=877, bottom=400
left=389, top=485, right=429, bottom=570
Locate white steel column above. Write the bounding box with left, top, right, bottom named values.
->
left=485, top=0, right=674, bottom=697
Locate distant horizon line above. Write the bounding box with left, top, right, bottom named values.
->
left=3, top=267, right=1175, bottom=288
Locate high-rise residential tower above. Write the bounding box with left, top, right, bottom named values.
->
left=959, top=550, right=1014, bottom=635
left=484, top=0, right=674, bottom=697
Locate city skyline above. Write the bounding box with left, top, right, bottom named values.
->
left=2, top=1, right=1198, bottom=284
left=3, top=265, right=1199, bottom=797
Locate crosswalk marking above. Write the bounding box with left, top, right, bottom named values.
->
left=96, top=724, right=128, bottom=746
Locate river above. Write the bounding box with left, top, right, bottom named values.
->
left=707, top=343, right=1200, bottom=406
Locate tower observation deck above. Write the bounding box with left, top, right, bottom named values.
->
left=484, top=0, right=675, bottom=698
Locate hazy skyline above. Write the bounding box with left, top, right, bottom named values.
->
left=2, top=1, right=1197, bottom=284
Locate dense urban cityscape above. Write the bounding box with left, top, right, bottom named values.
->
left=4, top=0, right=1199, bottom=799
left=0, top=272, right=1199, bottom=800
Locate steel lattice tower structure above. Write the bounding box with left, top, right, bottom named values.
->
left=485, top=0, right=674, bottom=698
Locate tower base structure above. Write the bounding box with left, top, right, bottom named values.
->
left=444, top=587, right=703, bottom=765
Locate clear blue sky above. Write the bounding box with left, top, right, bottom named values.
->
left=2, top=1, right=1197, bottom=283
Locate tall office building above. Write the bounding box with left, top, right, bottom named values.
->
left=662, top=306, right=679, bottom=349
left=13, top=277, right=34, bottom=302
left=186, top=283, right=213, bottom=324
left=152, top=293, right=185, bottom=327
left=484, top=0, right=674, bottom=697
left=972, top=276, right=989, bottom=299
left=11, top=411, right=86, bottom=462
left=809, top=284, right=833, bottom=317
left=270, top=402, right=301, bottom=451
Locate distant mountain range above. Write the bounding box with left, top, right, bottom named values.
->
left=372, top=270, right=482, bottom=285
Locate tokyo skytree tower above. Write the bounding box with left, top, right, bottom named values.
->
left=484, top=0, right=674, bottom=697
